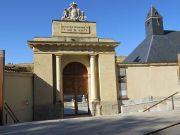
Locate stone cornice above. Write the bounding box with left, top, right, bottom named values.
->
left=52, top=20, right=96, bottom=23
left=117, top=62, right=178, bottom=67
left=28, top=40, right=119, bottom=48
left=34, top=52, right=115, bottom=55
left=5, top=72, right=33, bottom=77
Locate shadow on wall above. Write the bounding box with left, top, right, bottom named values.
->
left=33, top=74, right=63, bottom=121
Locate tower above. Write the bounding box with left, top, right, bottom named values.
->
left=145, top=6, right=164, bottom=36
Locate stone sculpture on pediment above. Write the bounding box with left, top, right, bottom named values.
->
left=62, top=8, right=69, bottom=19
left=61, top=2, right=87, bottom=21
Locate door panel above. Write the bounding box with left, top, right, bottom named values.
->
left=63, top=62, right=89, bottom=116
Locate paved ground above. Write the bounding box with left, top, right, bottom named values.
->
left=0, top=110, right=180, bottom=135
left=150, top=124, right=180, bottom=135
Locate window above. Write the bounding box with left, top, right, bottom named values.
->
left=157, top=18, right=160, bottom=26
left=118, top=67, right=128, bottom=99
left=120, top=83, right=127, bottom=97
left=147, top=21, right=150, bottom=27
left=134, top=56, right=141, bottom=62
left=155, top=12, right=159, bottom=15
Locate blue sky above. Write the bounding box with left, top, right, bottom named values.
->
left=0, top=0, right=180, bottom=64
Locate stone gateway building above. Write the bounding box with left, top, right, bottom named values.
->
left=1, top=3, right=180, bottom=125
left=28, top=2, right=119, bottom=120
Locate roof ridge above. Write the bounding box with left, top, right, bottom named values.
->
left=146, top=35, right=154, bottom=62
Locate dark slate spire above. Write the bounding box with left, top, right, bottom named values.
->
left=124, top=6, right=180, bottom=64
left=145, top=6, right=164, bottom=36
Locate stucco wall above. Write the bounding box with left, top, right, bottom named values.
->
left=98, top=53, right=119, bottom=115
left=4, top=72, right=33, bottom=124
left=34, top=53, right=54, bottom=105
left=126, top=65, right=180, bottom=100
left=33, top=53, right=62, bottom=121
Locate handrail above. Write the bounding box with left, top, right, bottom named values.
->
left=144, top=122, right=180, bottom=135
left=4, top=102, right=19, bottom=123
left=143, top=92, right=179, bottom=112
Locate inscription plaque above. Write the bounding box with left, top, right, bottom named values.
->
left=61, top=25, right=90, bottom=34
left=52, top=21, right=96, bottom=37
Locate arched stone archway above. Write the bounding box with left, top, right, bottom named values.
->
left=63, top=62, right=89, bottom=115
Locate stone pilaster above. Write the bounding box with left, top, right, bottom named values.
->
left=56, top=55, right=62, bottom=103
left=90, top=54, right=101, bottom=116
left=90, top=54, right=98, bottom=101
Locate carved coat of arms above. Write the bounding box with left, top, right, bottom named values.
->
left=61, top=2, right=87, bottom=21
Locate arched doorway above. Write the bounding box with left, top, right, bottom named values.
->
left=63, top=62, right=89, bottom=116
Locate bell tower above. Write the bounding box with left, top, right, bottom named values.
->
left=145, top=6, right=164, bottom=36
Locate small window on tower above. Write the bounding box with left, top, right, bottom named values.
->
left=147, top=21, right=150, bottom=27
left=155, top=12, right=159, bottom=15
left=156, top=18, right=160, bottom=26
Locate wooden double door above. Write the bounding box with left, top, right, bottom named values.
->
left=63, top=62, right=89, bottom=115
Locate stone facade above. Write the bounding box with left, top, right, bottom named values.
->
left=28, top=18, right=119, bottom=120
left=3, top=4, right=180, bottom=124
left=52, top=21, right=96, bottom=37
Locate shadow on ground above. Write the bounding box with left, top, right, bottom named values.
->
left=0, top=111, right=180, bottom=135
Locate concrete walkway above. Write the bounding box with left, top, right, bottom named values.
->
left=0, top=110, right=180, bottom=135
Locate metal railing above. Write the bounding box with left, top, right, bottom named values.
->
left=4, top=102, right=19, bottom=124
left=143, top=92, right=179, bottom=112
